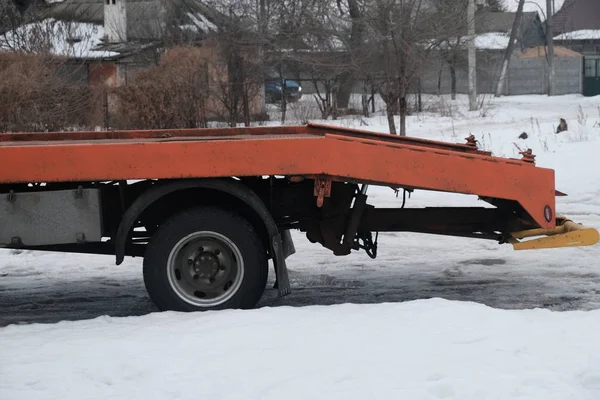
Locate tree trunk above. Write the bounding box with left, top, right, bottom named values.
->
left=386, top=105, right=397, bottom=135
left=335, top=0, right=364, bottom=109
left=399, top=95, right=407, bottom=137
left=336, top=71, right=353, bottom=109
left=450, top=63, right=457, bottom=100
left=437, top=65, right=443, bottom=95
left=398, top=56, right=408, bottom=136
left=280, top=97, right=287, bottom=124
left=279, top=69, right=287, bottom=124
left=332, top=87, right=339, bottom=120
left=362, top=93, right=369, bottom=117
left=417, top=79, right=422, bottom=113
left=371, top=86, right=376, bottom=114
left=243, top=90, right=250, bottom=127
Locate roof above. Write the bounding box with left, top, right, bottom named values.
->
left=0, top=17, right=119, bottom=59
left=44, top=0, right=102, bottom=23
left=1, top=0, right=231, bottom=59
left=517, top=45, right=582, bottom=58
left=554, top=29, right=600, bottom=41
left=44, top=0, right=223, bottom=38
left=552, top=0, right=600, bottom=37
left=475, top=11, right=541, bottom=35
left=1, top=0, right=53, bottom=34
left=503, top=0, right=567, bottom=19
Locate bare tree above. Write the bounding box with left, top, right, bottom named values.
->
left=431, top=0, right=470, bottom=100
left=357, top=0, right=449, bottom=135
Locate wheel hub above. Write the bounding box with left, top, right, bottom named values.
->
left=186, top=251, right=229, bottom=288
left=167, top=231, right=245, bottom=307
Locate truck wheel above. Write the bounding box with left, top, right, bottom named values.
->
left=143, top=206, right=268, bottom=312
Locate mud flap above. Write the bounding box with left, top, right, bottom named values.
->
left=272, top=233, right=291, bottom=297
left=281, top=229, right=296, bottom=259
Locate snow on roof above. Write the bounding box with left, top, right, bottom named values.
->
left=554, top=29, right=600, bottom=40
left=424, top=32, right=511, bottom=51
left=475, top=32, right=511, bottom=50
left=0, top=18, right=118, bottom=59
left=503, top=0, right=565, bottom=18
left=184, top=11, right=218, bottom=33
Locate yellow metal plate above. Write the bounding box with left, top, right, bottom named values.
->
left=513, top=228, right=600, bottom=250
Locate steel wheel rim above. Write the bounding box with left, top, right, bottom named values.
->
left=167, top=231, right=245, bottom=307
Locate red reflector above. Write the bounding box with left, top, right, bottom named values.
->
left=544, top=206, right=553, bottom=222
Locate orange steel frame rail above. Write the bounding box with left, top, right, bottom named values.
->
left=0, top=123, right=556, bottom=229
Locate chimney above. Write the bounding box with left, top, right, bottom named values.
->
left=104, top=0, right=127, bottom=43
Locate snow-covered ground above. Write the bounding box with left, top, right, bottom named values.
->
left=2, top=299, right=600, bottom=400
left=1, top=94, right=600, bottom=399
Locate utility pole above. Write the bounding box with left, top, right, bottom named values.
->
left=468, top=0, right=477, bottom=111
left=546, top=0, right=555, bottom=96
left=495, top=0, right=525, bottom=97
left=259, top=0, right=268, bottom=113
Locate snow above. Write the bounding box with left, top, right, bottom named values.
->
left=429, top=33, right=511, bottom=50
left=2, top=94, right=600, bottom=399
left=475, top=32, right=511, bottom=49
left=555, top=30, right=600, bottom=41
left=0, top=18, right=118, bottom=59
left=503, top=0, right=565, bottom=18
left=2, top=299, right=600, bottom=400
left=185, top=11, right=218, bottom=33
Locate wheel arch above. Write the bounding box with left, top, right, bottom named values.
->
left=114, top=178, right=292, bottom=295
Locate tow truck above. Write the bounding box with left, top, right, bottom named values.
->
left=1, top=123, right=598, bottom=312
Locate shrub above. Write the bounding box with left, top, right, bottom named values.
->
left=0, top=52, right=102, bottom=132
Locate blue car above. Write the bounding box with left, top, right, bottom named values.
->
left=265, top=79, right=303, bottom=103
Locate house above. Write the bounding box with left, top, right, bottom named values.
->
left=1, top=0, right=221, bottom=86
left=415, top=9, right=548, bottom=95
left=1, top=0, right=267, bottom=123
left=475, top=10, right=546, bottom=51
left=551, top=0, right=600, bottom=96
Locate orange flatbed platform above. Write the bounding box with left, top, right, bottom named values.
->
left=0, top=123, right=556, bottom=229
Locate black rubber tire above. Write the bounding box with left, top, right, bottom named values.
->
left=143, top=206, right=268, bottom=312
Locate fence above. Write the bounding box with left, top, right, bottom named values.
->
left=418, top=51, right=583, bottom=97
left=505, top=56, right=583, bottom=96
